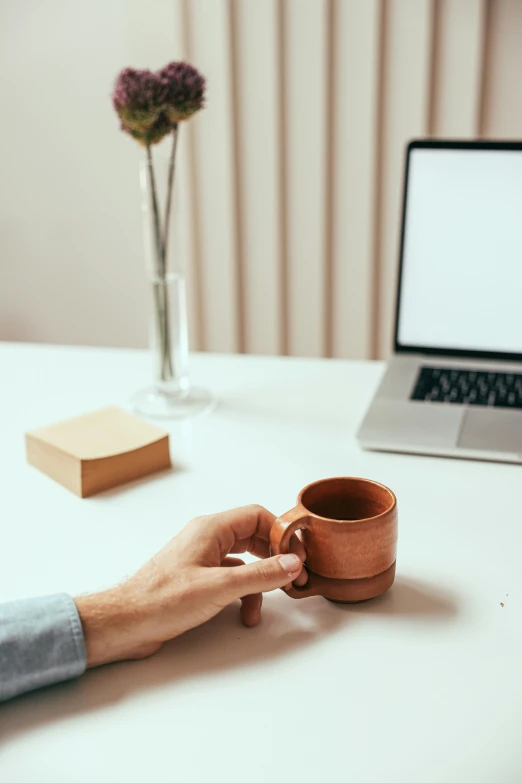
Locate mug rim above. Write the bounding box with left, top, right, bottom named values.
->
left=297, top=476, right=397, bottom=523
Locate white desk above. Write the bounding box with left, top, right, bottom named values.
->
left=0, top=343, right=521, bottom=782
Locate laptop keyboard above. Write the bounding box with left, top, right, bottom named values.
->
left=411, top=367, right=522, bottom=409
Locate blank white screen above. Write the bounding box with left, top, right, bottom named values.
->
left=397, top=147, right=522, bottom=354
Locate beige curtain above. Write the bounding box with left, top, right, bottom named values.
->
left=160, top=0, right=522, bottom=359
left=3, top=1, right=520, bottom=354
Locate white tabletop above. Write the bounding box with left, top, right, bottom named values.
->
left=0, top=343, right=521, bottom=782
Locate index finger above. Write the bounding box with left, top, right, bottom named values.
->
left=208, top=505, right=306, bottom=564
left=209, top=505, right=277, bottom=556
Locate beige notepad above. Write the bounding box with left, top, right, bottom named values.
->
left=26, top=407, right=171, bottom=497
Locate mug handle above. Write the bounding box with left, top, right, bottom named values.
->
left=270, top=507, right=322, bottom=599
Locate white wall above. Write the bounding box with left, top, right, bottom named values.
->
left=1, top=0, right=522, bottom=357
left=0, top=0, right=148, bottom=347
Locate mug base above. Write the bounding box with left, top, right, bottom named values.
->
left=289, top=561, right=396, bottom=602
left=322, top=561, right=396, bottom=603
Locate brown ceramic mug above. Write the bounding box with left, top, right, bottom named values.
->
left=270, top=477, right=398, bottom=603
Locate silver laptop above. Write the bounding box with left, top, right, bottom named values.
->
left=358, top=139, right=522, bottom=464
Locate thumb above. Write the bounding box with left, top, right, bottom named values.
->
left=221, top=553, right=303, bottom=599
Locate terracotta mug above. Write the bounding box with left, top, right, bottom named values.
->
left=270, top=477, right=397, bottom=603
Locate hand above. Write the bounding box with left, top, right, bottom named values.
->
left=75, top=505, right=307, bottom=668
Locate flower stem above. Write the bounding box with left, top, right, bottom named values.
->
left=162, top=124, right=179, bottom=264
left=145, top=142, right=164, bottom=278
left=146, top=142, right=173, bottom=382
left=152, top=282, right=167, bottom=380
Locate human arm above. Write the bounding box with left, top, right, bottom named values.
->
left=0, top=594, right=86, bottom=702
left=75, top=505, right=306, bottom=667
left=0, top=505, right=306, bottom=699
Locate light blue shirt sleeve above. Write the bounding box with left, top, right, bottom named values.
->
left=0, top=594, right=87, bottom=702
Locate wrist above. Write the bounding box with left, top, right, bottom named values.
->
left=75, top=586, right=161, bottom=668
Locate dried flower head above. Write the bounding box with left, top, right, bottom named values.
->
left=112, top=61, right=206, bottom=146
left=112, top=68, right=165, bottom=142
left=158, top=62, right=206, bottom=123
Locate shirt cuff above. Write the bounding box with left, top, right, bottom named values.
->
left=0, top=593, right=87, bottom=702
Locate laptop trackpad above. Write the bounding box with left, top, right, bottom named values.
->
left=458, top=408, right=522, bottom=454
left=363, top=400, right=462, bottom=447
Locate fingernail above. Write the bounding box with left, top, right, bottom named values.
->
left=277, top=554, right=302, bottom=575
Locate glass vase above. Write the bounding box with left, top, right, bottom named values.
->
left=131, top=151, right=214, bottom=419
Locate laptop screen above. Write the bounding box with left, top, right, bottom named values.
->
left=396, top=144, right=522, bottom=358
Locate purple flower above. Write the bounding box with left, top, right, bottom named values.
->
left=158, top=62, right=206, bottom=122
left=112, top=67, right=159, bottom=113
left=112, top=68, right=168, bottom=145
left=112, top=62, right=206, bottom=146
